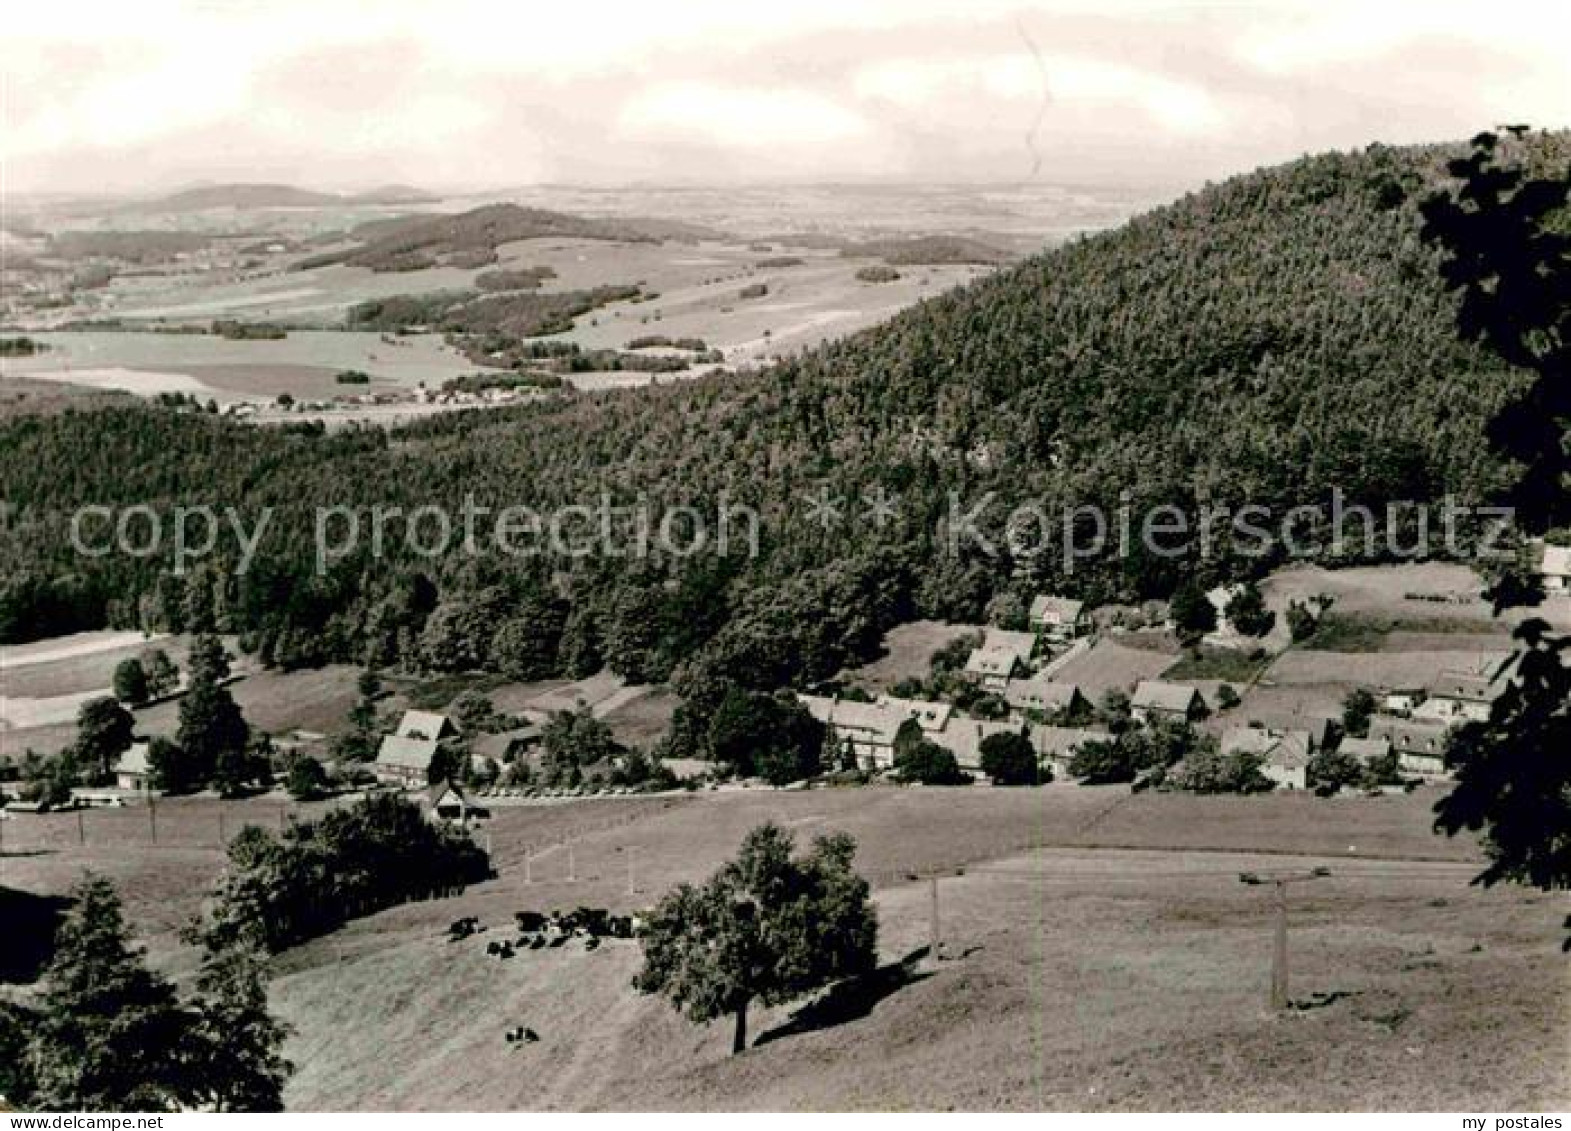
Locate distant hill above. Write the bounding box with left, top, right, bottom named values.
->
left=839, top=233, right=1012, bottom=265
left=127, top=183, right=439, bottom=212
left=291, top=202, right=720, bottom=273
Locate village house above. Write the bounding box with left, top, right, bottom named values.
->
left=1221, top=726, right=1312, bottom=790
left=800, top=695, right=903, bottom=768
left=1382, top=687, right=1426, bottom=716
left=374, top=711, right=458, bottom=787
left=1367, top=716, right=1452, bottom=775
left=1130, top=681, right=1206, bottom=725
left=1535, top=540, right=1571, bottom=593
left=963, top=628, right=1038, bottom=692
left=1417, top=658, right=1514, bottom=725
left=1028, top=595, right=1089, bottom=642
left=1034, top=726, right=1110, bottom=774
left=873, top=694, right=954, bottom=734
left=113, top=742, right=153, bottom=793
left=471, top=720, right=546, bottom=777
left=927, top=718, right=1022, bottom=770
left=1339, top=735, right=1394, bottom=771
left=1003, top=676, right=1090, bottom=721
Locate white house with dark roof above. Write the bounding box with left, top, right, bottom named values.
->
left=1130, top=681, right=1205, bottom=725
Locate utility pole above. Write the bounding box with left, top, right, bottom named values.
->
left=929, top=875, right=941, bottom=959
left=1240, top=868, right=1330, bottom=1009
left=77, top=809, right=86, bottom=846
left=149, top=798, right=157, bottom=844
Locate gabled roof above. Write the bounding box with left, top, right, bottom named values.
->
left=799, top=696, right=902, bottom=744
left=472, top=724, right=544, bottom=763
left=874, top=695, right=953, bottom=733
left=1029, top=595, right=1086, bottom=623
left=1034, top=726, right=1109, bottom=760
left=1003, top=677, right=1085, bottom=714
left=1431, top=671, right=1502, bottom=704
left=1131, top=680, right=1202, bottom=714
left=396, top=710, right=453, bottom=741
left=1367, top=715, right=1452, bottom=755
left=981, top=628, right=1037, bottom=662
left=1339, top=736, right=1393, bottom=761
left=115, top=742, right=151, bottom=776
left=427, top=779, right=467, bottom=808
left=1221, top=727, right=1311, bottom=769
left=376, top=733, right=439, bottom=772
left=964, top=647, right=1021, bottom=678
left=929, top=718, right=1028, bottom=768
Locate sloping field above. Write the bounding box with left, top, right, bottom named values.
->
left=5, top=785, right=1563, bottom=1110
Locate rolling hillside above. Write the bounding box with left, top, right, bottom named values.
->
left=1, top=135, right=1564, bottom=685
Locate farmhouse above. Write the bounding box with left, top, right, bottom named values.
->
left=1003, top=676, right=1090, bottom=720
left=1034, top=726, right=1110, bottom=772
left=1367, top=716, right=1452, bottom=775
left=1339, top=735, right=1394, bottom=770
left=471, top=722, right=545, bottom=770
left=1537, top=541, right=1571, bottom=592
left=112, top=742, right=153, bottom=792
left=1382, top=687, right=1426, bottom=715
left=800, top=695, right=902, bottom=768
left=1131, top=681, right=1205, bottom=725
left=375, top=711, right=458, bottom=787
left=929, top=719, right=1034, bottom=771
left=1221, top=727, right=1312, bottom=790
left=873, top=694, right=954, bottom=734
left=1418, top=662, right=1513, bottom=725
left=963, top=628, right=1038, bottom=692
left=1028, top=595, right=1088, bottom=641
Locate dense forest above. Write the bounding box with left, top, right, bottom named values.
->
left=2, top=135, right=1565, bottom=756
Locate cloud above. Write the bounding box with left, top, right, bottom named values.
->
left=855, top=53, right=1227, bottom=136
left=619, top=84, right=871, bottom=149
left=3, top=0, right=1568, bottom=192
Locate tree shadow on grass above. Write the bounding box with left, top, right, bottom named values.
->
left=754, top=946, right=935, bottom=1047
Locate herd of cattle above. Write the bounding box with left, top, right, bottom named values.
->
left=447, top=907, right=641, bottom=962
left=445, top=909, right=644, bottom=1051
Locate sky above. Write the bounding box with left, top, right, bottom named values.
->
left=4, top=0, right=1569, bottom=195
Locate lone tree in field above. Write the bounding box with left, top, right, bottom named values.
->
left=635, top=823, right=878, bottom=1055
left=1170, top=579, right=1217, bottom=650
left=73, top=696, right=135, bottom=784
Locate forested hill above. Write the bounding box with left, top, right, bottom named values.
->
left=1, top=136, right=1564, bottom=706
